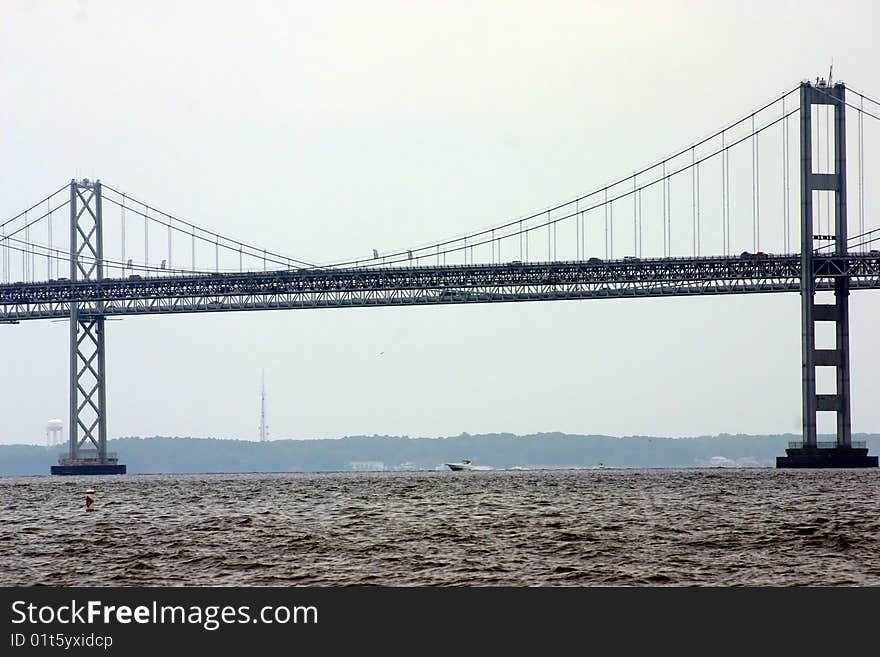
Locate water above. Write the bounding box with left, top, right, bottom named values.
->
left=2, top=469, right=879, bottom=586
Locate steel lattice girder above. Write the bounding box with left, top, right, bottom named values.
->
left=1, top=254, right=879, bottom=322
left=72, top=318, right=103, bottom=451
left=72, top=186, right=100, bottom=281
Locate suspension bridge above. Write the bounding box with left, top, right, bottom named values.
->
left=2, top=79, right=879, bottom=473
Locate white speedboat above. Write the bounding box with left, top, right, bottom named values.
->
left=445, top=459, right=474, bottom=471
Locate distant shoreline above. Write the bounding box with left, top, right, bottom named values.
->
left=3, top=432, right=879, bottom=476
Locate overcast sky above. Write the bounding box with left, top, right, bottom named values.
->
left=2, top=0, right=879, bottom=446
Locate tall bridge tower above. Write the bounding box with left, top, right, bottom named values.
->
left=51, top=179, right=126, bottom=475
left=777, top=81, right=877, bottom=467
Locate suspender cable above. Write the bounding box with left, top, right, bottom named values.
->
left=604, top=188, right=609, bottom=259
left=580, top=206, right=585, bottom=259
left=519, top=220, right=523, bottom=261
left=609, top=198, right=614, bottom=259
left=32, top=216, right=36, bottom=280
left=47, top=198, right=53, bottom=280
left=638, top=189, right=643, bottom=258
left=692, top=147, right=697, bottom=256
left=23, top=212, right=28, bottom=282
left=859, top=98, right=865, bottom=250
left=191, top=227, right=195, bottom=273
left=721, top=131, right=726, bottom=255
left=724, top=132, right=731, bottom=255
left=144, top=206, right=149, bottom=271
left=547, top=211, right=552, bottom=261
left=755, top=127, right=760, bottom=252
left=662, top=164, right=668, bottom=257
left=783, top=100, right=790, bottom=252
left=696, top=160, right=701, bottom=256
left=666, top=172, right=672, bottom=257
left=30, top=217, right=35, bottom=281
left=632, top=176, right=637, bottom=256
left=751, top=114, right=757, bottom=251
left=121, top=194, right=126, bottom=273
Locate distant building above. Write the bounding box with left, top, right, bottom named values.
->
left=349, top=461, right=385, bottom=471
left=46, top=419, right=63, bottom=447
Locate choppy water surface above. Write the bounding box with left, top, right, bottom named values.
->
left=2, top=469, right=879, bottom=586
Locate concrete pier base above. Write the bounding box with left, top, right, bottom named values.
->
left=776, top=447, right=878, bottom=469
left=51, top=457, right=126, bottom=475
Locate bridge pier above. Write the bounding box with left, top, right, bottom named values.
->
left=778, top=81, right=876, bottom=468
left=51, top=179, right=125, bottom=475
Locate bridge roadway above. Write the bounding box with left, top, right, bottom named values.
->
left=1, top=253, right=879, bottom=322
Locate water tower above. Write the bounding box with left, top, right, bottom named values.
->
left=46, top=419, right=64, bottom=447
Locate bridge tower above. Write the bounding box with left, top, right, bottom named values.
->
left=778, top=81, right=877, bottom=467
left=51, top=179, right=126, bottom=475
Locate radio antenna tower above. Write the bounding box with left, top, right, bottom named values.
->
left=259, top=369, right=269, bottom=442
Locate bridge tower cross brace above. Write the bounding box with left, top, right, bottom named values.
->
left=66, top=178, right=110, bottom=465
left=799, top=81, right=851, bottom=449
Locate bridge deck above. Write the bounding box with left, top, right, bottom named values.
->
left=1, top=253, right=879, bottom=322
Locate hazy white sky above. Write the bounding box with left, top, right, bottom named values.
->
left=2, top=0, right=879, bottom=445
